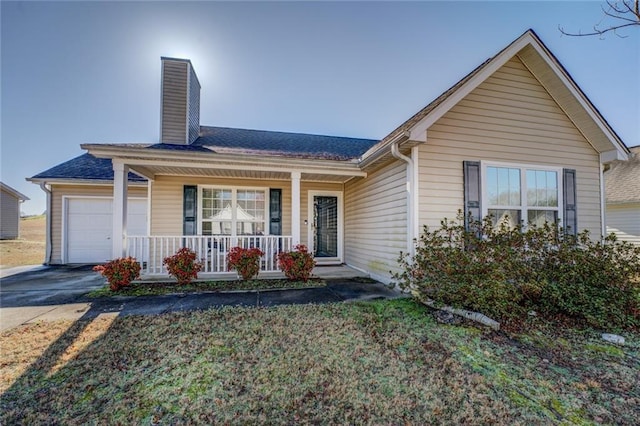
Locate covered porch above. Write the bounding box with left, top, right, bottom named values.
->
left=97, top=146, right=367, bottom=277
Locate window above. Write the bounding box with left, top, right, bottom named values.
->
left=484, top=163, right=561, bottom=228
left=199, top=187, right=267, bottom=236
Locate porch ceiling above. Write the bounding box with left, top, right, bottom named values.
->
left=129, top=164, right=356, bottom=183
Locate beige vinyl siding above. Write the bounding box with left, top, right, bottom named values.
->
left=49, top=185, right=147, bottom=264
left=187, top=65, right=200, bottom=144
left=161, top=60, right=188, bottom=144
left=150, top=176, right=293, bottom=236
left=419, top=57, right=602, bottom=236
left=345, top=160, right=407, bottom=283
left=606, top=203, right=640, bottom=246
left=1, top=189, right=20, bottom=239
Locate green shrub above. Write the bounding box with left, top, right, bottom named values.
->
left=93, top=257, right=141, bottom=291
left=395, top=212, right=640, bottom=329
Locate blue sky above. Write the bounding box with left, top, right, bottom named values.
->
left=2, top=1, right=638, bottom=215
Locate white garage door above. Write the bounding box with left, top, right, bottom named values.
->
left=66, top=198, right=147, bottom=263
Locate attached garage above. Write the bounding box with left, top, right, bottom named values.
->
left=64, top=197, right=147, bottom=263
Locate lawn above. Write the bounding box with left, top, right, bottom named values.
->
left=0, top=215, right=45, bottom=268
left=1, top=299, right=638, bottom=424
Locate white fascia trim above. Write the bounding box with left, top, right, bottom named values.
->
left=390, top=31, right=627, bottom=161
left=359, top=131, right=411, bottom=168
left=27, top=179, right=148, bottom=187
left=523, top=38, right=629, bottom=159
left=82, top=145, right=365, bottom=176
left=93, top=157, right=366, bottom=178
left=407, top=35, right=537, bottom=140
left=600, top=150, right=627, bottom=164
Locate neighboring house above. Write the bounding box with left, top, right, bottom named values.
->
left=28, top=30, right=629, bottom=283
left=605, top=146, right=640, bottom=246
left=0, top=182, right=29, bottom=240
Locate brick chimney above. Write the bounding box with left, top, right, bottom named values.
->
left=160, top=57, right=200, bottom=144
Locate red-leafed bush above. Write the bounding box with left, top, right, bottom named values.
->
left=277, top=244, right=316, bottom=282
left=227, top=246, right=264, bottom=280
left=93, top=257, right=141, bottom=291
left=163, top=247, right=202, bottom=285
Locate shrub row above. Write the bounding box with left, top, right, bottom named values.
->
left=394, top=213, right=640, bottom=329
left=95, top=244, right=315, bottom=290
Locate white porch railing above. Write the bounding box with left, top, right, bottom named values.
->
left=126, top=235, right=293, bottom=276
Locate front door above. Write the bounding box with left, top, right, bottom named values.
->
left=309, top=192, right=342, bottom=264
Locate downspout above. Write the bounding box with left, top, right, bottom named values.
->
left=600, top=162, right=610, bottom=241
left=390, top=132, right=414, bottom=257
left=39, top=183, right=52, bottom=264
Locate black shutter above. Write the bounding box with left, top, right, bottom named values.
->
left=463, top=161, right=482, bottom=230
left=269, top=189, right=282, bottom=235
left=563, top=169, right=577, bottom=236
left=183, top=185, right=197, bottom=236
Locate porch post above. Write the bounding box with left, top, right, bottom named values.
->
left=112, top=160, right=128, bottom=259
left=291, top=171, right=301, bottom=246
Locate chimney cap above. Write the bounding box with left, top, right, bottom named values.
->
left=161, top=56, right=193, bottom=64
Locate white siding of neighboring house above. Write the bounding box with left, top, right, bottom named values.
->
left=419, top=56, right=603, bottom=237
left=606, top=203, right=640, bottom=246
left=49, top=184, right=148, bottom=264
left=0, top=188, right=21, bottom=240
left=344, top=159, right=407, bottom=284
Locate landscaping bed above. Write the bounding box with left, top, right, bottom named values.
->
left=1, top=299, right=638, bottom=424
left=87, top=278, right=326, bottom=297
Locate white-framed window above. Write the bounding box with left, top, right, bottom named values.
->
left=482, top=162, right=563, bottom=228
left=198, top=186, right=268, bottom=236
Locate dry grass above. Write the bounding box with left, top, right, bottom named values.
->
left=0, top=216, right=45, bottom=268
left=1, top=299, right=638, bottom=424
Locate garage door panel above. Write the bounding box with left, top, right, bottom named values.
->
left=66, top=198, right=147, bottom=263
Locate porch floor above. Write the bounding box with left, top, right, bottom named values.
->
left=139, top=264, right=368, bottom=282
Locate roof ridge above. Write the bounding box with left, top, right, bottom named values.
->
left=198, top=125, right=379, bottom=142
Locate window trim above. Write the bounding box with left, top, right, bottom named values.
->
left=197, top=185, right=269, bottom=236
left=480, top=161, right=564, bottom=227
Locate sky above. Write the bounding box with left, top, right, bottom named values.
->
left=2, top=1, right=639, bottom=215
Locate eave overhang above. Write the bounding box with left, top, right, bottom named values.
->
left=81, top=144, right=367, bottom=183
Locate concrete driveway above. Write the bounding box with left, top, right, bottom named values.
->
left=0, top=265, right=104, bottom=332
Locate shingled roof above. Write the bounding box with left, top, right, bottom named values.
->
left=30, top=153, right=146, bottom=182
left=30, top=127, right=379, bottom=181
left=147, top=126, right=379, bottom=160
left=605, top=146, right=640, bottom=204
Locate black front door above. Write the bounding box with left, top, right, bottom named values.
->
left=313, top=196, right=338, bottom=258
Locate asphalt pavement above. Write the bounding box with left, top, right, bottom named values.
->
left=0, top=265, right=404, bottom=332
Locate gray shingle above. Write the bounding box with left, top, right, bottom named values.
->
left=31, top=153, right=146, bottom=182
left=605, top=146, right=640, bottom=204
left=192, top=126, right=379, bottom=160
